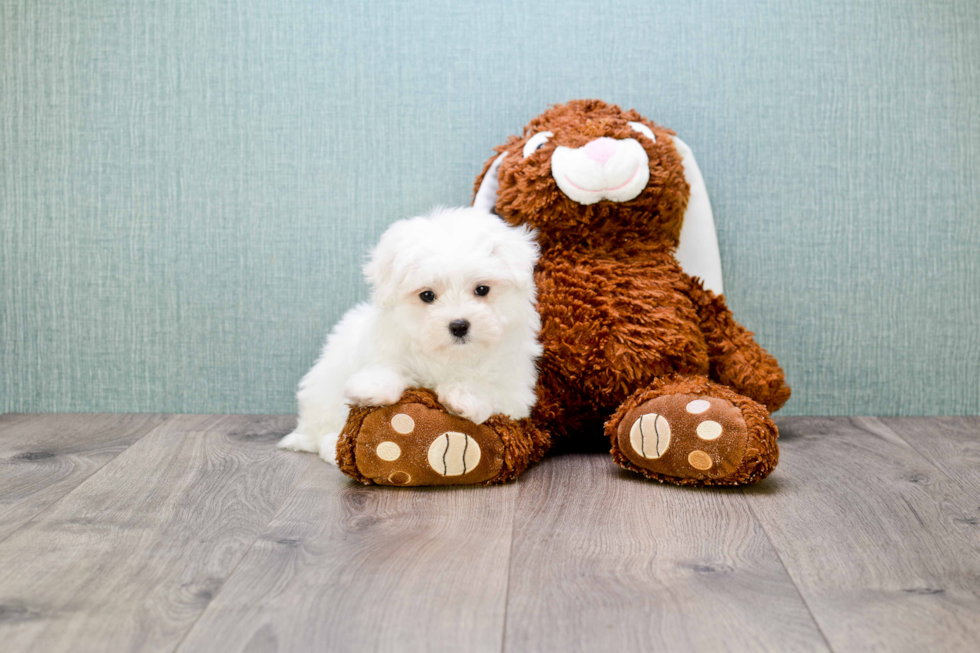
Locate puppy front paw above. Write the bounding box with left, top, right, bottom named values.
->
left=344, top=368, right=407, bottom=407
left=278, top=430, right=319, bottom=453
left=437, top=386, right=494, bottom=425
left=317, top=432, right=340, bottom=465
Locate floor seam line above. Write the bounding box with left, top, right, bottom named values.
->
left=741, top=487, right=837, bottom=653
left=0, top=414, right=169, bottom=547
left=499, top=476, right=521, bottom=653
left=860, top=417, right=968, bottom=489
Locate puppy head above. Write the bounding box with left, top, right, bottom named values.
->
left=364, top=206, right=539, bottom=361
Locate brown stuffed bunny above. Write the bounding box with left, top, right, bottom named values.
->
left=337, top=99, right=790, bottom=487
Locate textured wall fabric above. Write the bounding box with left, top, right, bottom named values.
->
left=2, top=0, right=978, bottom=416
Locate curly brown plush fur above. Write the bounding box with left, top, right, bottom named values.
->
left=474, top=99, right=790, bottom=485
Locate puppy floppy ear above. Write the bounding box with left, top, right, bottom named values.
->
left=363, top=221, right=408, bottom=308
left=490, top=224, right=539, bottom=291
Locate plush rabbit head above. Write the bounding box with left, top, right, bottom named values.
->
left=474, top=99, right=724, bottom=294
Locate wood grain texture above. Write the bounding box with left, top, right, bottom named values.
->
left=745, top=417, right=980, bottom=652
left=0, top=413, right=166, bottom=542
left=176, top=462, right=518, bottom=653
left=4, top=415, right=980, bottom=652
left=502, top=452, right=828, bottom=652
left=876, top=417, right=980, bottom=496
left=0, top=414, right=310, bottom=653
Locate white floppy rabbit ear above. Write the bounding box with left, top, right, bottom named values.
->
left=473, top=153, right=506, bottom=214
left=672, top=137, right=725, bottom=296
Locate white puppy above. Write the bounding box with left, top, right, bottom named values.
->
left=278, top=206, right=541, bottom=464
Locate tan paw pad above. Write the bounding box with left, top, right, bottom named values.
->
left=686, top=399, right=711, bottom=414
left=390, top=413, right=415, bottom=434
left=688, top=450, right=713, bottom=470
left=696, top=420, right=723, bottom=440
left=427, top=432, right=482, bottom=476
left=629, top=413, right=671, bottom=459
left=375, top=441, right=401, bottom=461
left=388, top=471, right=412, bottom=485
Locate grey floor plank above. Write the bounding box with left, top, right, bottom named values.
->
left=745, top=417, right=980, bottom=653
left=502, top=453, right=829, bottom=652
left=5, top=414, right=977, bottom=652
left=874, top=416, right=980, bottom=496
left=176, top=461, right=518, bottom=653
left=0, top=413, right=166, bottom=542
left=0, top=414, right=310, bottom=653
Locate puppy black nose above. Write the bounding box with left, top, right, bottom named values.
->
left=449, top=319, right=470, bottom=338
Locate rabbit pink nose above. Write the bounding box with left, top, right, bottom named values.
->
left=582, top=137, right=618, bottom=167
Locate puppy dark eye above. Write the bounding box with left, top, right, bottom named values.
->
left=419, top=290, right=436, bottom=303
left=474, top=285, right=490, bottom=297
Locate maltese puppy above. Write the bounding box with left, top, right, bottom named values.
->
left=278, top=206, right=541, bottom=464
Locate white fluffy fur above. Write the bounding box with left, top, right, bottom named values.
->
left=278, top=206, right=542, bottom=465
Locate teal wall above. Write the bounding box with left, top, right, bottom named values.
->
left=2, top=0, right=979, bottom=416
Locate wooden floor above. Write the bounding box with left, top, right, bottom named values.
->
left=0, top=415, right=978, bottom=652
